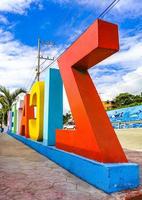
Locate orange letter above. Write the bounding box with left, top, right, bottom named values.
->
left=20, top=94, right=34, bottom=138
left=56, top=19, right=127, bottom=163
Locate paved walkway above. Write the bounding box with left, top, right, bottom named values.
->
left=0, top=132, right=142, bottom=200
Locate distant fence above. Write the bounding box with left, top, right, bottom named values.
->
left=107, top=105, right=142, bottom=129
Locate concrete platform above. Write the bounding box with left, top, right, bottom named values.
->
left=0, top=132, right=142, bottom=200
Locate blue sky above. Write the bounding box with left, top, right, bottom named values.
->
left=0, top=0, right=142, bottom=111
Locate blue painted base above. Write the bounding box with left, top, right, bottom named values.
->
left=7, top=132, right=140, bottom=194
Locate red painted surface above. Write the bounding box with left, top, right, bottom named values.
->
left=19, top=94, right=34, bottom=138
left=56, top=19, right=128, bottom=163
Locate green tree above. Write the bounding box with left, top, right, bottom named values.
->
left=114, top=93, right=135, bottom=108
left=0, top=86, right=26, bottom=125
left=133, top=95, right=142, bottom=103
left=114, top=92, right=142, bottom=108
left=63, top=112, right=72, bottom=125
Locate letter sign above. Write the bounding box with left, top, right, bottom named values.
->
left=56, top=19, right=127, bottom=163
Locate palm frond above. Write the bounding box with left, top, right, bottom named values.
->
left=0, top=85, right=10, bottom=99
left=0, top=86, right=27, bottom=125
left=0, top=97, right=9, bottom=113
left=11, top=88, right=26, bottom=102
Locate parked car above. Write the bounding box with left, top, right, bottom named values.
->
left=63, top=121, right=76, bottom=130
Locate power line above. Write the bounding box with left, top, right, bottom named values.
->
left=36, top=38, right=55, bottom=81
left=36, top=13, right=85, bottom=73
left=30, top=0, right=121, bottom=89
left=31, top=3, right=100, bottom=79
left=40, top=57, right=58, bottom=73
left=24, top=57, right=37, bottom=89
left=24, top=41, right=56, bottom=90
left=29, top=74, right=38, bottom=90
left=98, top=0, right=120, bottom=18
left=40, top=55, right=54, bottom=69
left=29, top=6, right=77, bottom=87
left=40, top=0, right=121, bottom=74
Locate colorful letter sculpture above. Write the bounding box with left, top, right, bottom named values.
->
left=11, top=103, right=17, bottom=133
left=29, top=81, right=44, bottom=141
left=20, top=94, right=34, bottom=138
left=43, top=68, right=63, bottom=146
left=56, top=19, right=127, bottom=163
left=16, top=99, right=24, bottom=134
left=7, top=19, right=140, bottom=194
left=7, top=111, right=12, bottom=131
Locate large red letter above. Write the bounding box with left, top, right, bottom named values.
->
left=20, top=94, right=34, bottom=138
left=56, top=19, right=127, bottom=163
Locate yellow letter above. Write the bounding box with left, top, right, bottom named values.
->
left=29, top=81, right=44, bottom=141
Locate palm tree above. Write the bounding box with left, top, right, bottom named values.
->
left=0, top=86, right=26, bottom=125
left=63, top=111, right=72, bottom=125
left=0, top=101, right=8, bottom=125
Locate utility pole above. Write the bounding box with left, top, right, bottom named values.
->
left=37, top=38, right=41, bottom=81
left=36, top=38, right=54, bottom=81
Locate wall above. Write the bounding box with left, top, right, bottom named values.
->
left=107, top=105, right=142, bottom=129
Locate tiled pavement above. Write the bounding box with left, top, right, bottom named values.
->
left=0, top=133, right=142, bottom=200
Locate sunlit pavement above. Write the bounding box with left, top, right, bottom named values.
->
left=0, top=131, right=142, bottom=200
left=116, top=128, right=142, bottom=151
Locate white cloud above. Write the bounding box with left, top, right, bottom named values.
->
left=51, top=0, right=142, bottom=18
left=0, top=29, right=36, bottom=89
left=90, top=31, right=142, bottom=101
left=0, top=28, right=61, bottom=92
left=0, top=0, right=39, bottom=14
left=95, top=66, right=142, bottom=101
left=0, top=15, right=9, bottom=24
left=97, top=33, right=142, bottom=71
left=59, top=30, right=142, bottom=112
left=50, top=15, right=142, bottom=112
left=0, top=0, right=141, bottom=113
left=0, top=29, right=13, bottom=42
